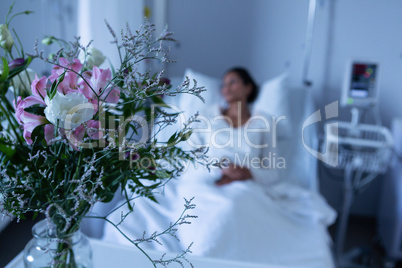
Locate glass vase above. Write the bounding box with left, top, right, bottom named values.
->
left=23, top=219, right=92, bottom=268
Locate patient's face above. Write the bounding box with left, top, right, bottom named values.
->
left=221, top=72, right=251, bottom=104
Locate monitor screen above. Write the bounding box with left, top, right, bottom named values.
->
left=341, top=61, right=379, bottom=107
left=349, top=63, right=377, bottom=98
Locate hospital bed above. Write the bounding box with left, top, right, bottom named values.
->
left=81, top=69, right=336, bottom=267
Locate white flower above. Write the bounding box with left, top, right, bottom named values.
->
left=11, top=68, right=36, bottom=95
left=44, top=91, right=94, bottom=129
left=79, top=47, right=106, bottom=69
left=0, top=24, right=14, bottom=52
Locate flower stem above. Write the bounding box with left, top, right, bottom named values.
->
left=54, top=237, right=77, bottom=268
left=0, top=100, right=23, bottom=146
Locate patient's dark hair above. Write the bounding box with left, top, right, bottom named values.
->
left=226, top=67, right=259, bottom=103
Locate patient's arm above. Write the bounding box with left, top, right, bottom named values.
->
left=215, top=175, right=232, bottom=186
left=215, top=164, right=252, bottom=186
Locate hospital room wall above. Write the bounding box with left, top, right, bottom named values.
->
left=165, top=0, right=402, bottom=217
left=165, top=0, right=322, bottom=95
left=0, top=0, right=79, bottom=75
left=165, top=0, right=256, bottom=79
left=0, top=0, right=145, bottom=75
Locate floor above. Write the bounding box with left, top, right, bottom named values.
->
left=328, top=215, right=390, bottom=268
left=0, top=214, right=400, bottom=267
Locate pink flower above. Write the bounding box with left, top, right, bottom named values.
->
left=13, top=76, right=50, bottom=145
left=31, top=75, right=47, bottom=101
left=58, top=128, right=82, bottom=151
left=73, top=124, right=86, bottom=142
left=86, top=120, right=103, bottom=140
left=13, top=75, right=50, bottom=145
left=14, top=96, right=25, bottom=124
left=14, top=76, right=47, bottom=117
left=78, top=66, right=120, bottom=110
left=49, top=58, right=82, bottom=82
left=104, top=87, right=120, bottom=103
left=69, top=120, right=103, bottom=143
left=62, top=125, right=85, bottom=151
left=49, top=58, right=83, bottom=94
left=44, top=124, right=55, bottom=145
left=23, top=95, right=46, bottom=107
left=13, top=96, right=43, bottom=122
left=19, top=111, right=47, bottom=145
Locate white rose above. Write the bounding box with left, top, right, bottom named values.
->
left=11, top=68, right=36, bottom=95
left=79, top=47, right=106, bottom=69
left=0, top=24, right=14, bottom=52
left=44, top=91, right=94, bottom=129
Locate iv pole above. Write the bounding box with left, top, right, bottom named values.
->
left=303, top=0, right=318, bottom=87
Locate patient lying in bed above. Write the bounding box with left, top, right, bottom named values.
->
left=102, top=67, right=336, bottom=267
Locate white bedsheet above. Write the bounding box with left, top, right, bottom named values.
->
left=103, top=178, right=335, bottom=267
left=102, top=103, right=336, bottom=267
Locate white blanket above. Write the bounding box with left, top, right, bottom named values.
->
left=102, top=105, right=336, bottom=267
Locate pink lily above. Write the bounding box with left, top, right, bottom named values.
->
left=56, top=128, right=81, bottom=151
left=14, top=75, right=47, bottom=115
left=78, top=66, right=120, bottom=109
left=86, top=120, right=103, bottom=140
left=44, top=124, right=55, bottom=145
left=14, top=75, right=49, bottom=145
left=14, top=75, right=47, bottom=124
left=30, top=75, right=48, bottom=102
left=59, top=125, right=85, bottom=151
left=49, top=58, right=82, bottom=82
left=13, top=96, right=42, bottom=122
left=49, top=58, right=83, bottom=94
left=19, top=111, right=48, bottom=145
left=69, top=120, right=103, bottom=143
left=73, top=124, right=86, bottom=143
left=61, top=58, right=83, bottom=86
left=14, top=96, right=26, bottom=124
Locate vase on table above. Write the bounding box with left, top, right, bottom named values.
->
left=23, top=219, right=92, bottom=268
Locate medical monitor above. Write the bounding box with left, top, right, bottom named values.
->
left=341, top=61, right=379, bottom=107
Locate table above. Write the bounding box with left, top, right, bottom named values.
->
left=5, top=238, right=285, bottom=268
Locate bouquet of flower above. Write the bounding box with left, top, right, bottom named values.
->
left=0, top=4, right=205, bottom=267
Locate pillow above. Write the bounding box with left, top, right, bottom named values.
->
left=178, top=69, right=293, bottom=139
left=252, top=72, right=293, bottom=139
left=178, top=68, right=222, bottom=124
